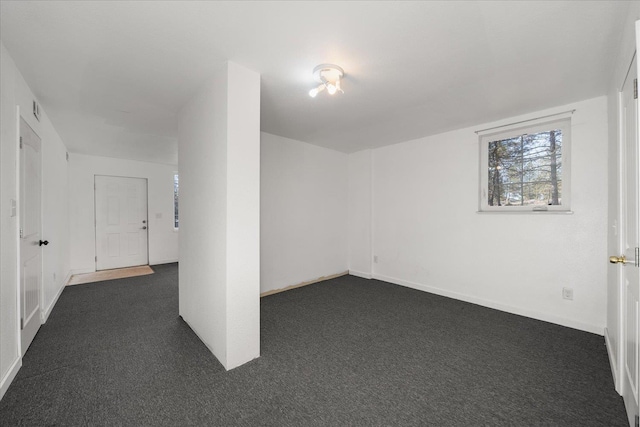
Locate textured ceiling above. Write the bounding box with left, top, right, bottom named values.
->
left=0, top=1, right=631, bottom=164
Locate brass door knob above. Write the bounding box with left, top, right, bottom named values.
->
left=609, top=255, right=627, bottom=264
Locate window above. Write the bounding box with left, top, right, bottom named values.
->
left=173, top=174, right=179, bottom=228
left=479, top=117, right=571, bottom=212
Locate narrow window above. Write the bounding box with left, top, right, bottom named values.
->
left=479, top=117, right=571, bottom=212
left=173, top=174, right=179, bottom=228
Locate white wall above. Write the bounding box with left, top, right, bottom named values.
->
left=349, top=96, right=609, bottom=335
left=347, top=149, right=372, bottom=279
left=0, top=43, right=20, bottom=401
left=68, top=153, right=179, bottom=273
left=178, top=65, right=228, bottom=367
left=225, top=62, right=261, bottom=368
left=178, top=61, right=260, bottom=370
left=606, top=13, right=640, bottom=392
left=41, top=110, right=71, bottom=322
left=261, top=132, right=348, bottom=293
left=1, top=42, right=70, bottom=399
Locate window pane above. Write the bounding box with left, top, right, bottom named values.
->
left=174, top=174, right=179, bottom=228
left=487, top=129, right=562, bottom=207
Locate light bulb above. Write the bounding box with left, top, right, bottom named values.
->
left=311, top=65, right=345, bottom=98
left=309, top=84, right=325, bottom=98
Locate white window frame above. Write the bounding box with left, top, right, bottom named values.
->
left=478, top=116, right=572, bottom=213
left=173, top=173, right=179, bottom=229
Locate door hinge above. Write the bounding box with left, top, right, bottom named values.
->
left=95, top=256, right=97, bottom=262
left=635, top=78, right=638, bottom=100
left=20, top=318, right=23, bottom=330
left=19, top=228, right=23, bottom=238
left=636, top=247, right=639, bottom=267
left=19, top=136, right=23, bottom=149
left=635, top=414, right=638, bottom=427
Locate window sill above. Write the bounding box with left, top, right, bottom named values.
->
left=476, top=210, right=574, bottom=215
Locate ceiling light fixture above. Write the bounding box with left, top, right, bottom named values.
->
left=309, top=64, right=344, bottom=98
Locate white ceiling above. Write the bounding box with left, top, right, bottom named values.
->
left=0, top=1, right=631, bottom=164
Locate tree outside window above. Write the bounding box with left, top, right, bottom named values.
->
left=479, top=117, right=571, bottom=212
left=488, top=129, right=562, bottom=207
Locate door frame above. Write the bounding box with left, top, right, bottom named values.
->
left=612, top=52, right=633, bottom=395
left=93, top=174, right=150, bottom=271
left=16, top=106, right=44, bottom=356
left=15, top=105, right=22, bottom=357
left=616, top=49, right=640, bottom=424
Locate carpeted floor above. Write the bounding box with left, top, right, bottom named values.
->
left=0, top=263, right=628, bottom=426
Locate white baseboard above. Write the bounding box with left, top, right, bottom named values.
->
left=261, top=271, right=349, bottom=297
left=349, top=270, right=372, bottom=279
left=0, top=356, right=21, bottom=401
left=62, top=270, right=73, bottom=288
left=604, top=327, right=620, bottom=393
left=68, top=267, right=95, bottom=279
left=150, top=259, right=178, bottom=266
left=42, top=271, right=69, bottom=323
left=372, top=273, right=604, bottom=335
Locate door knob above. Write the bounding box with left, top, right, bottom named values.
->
left=142, top=226, right=147, bottom=230
left=39, top=240, right=49, bottom=246
left=609, top=255, right=629, bottom=264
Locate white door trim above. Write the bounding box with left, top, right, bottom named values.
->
left=612, top=54, right=634, bottom=395
left=18, top=113, right=43, bottom=356
left=14, top=105, right=22, bottom=359
left=618, top=45, right=640, bottom=426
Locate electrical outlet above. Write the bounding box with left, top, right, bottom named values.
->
left=373, top=255, right=378, bottom=263
left=562, top=287, right=573, bottom=300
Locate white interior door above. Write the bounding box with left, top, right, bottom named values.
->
left=617, top=54, right=640, bottom=427
left=95, top=175, right=148, bottom=270
left=19, top=117, right=42, bottom=356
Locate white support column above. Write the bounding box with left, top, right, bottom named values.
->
left=178, top=61, right=260, bottom=370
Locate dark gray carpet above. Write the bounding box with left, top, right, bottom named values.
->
left=0, top=263, right=628, bottom=426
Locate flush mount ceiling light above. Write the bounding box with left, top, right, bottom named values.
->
left=309, top=64, right=344, bottom=98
